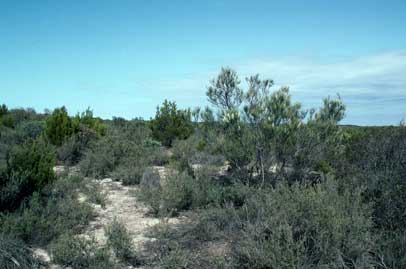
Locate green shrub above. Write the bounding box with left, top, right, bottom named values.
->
left=79, top=129, right=159, bottom=180
left=71, top=107, right=106, bottom=136
left=160, top=172, right=194, bottom=214
left=150, top=100, right=194, bottom=147
left=110, top=165, right=145, bottom=185
left=139, top=169, right=225, bottom=216
left=0, top=137, right=55, bottom=211
left=57, top=126, right=98, bottom=165
left=45, top=106, right=73, bottom=146
left=105, top=219, right=137, bottom=265
left=0, top=235, right=40, bottom=269
left=16, top=120, right=45, bottom=140
left=50, top=233, right=117, bottom=269
left=0, top=176, right=93, bottom=246
left=231, top=178, right=375, bottom=268
left=161, top=246, right=189, bottom=269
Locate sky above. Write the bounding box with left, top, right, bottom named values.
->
left=0, top=0, right=405, bottom=125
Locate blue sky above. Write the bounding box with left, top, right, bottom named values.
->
left=0, top=0, right=405, bottom=125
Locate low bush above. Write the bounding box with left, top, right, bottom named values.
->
left=105, top=219, right=138, bottom=265
left=0, top=234, right=40, bottom=269
left=57, top=126, right=98, bottom=165
left=50, top=233, right=117, bottom=269
left=161, top=246, right=189, bottom=269
left=140, top=167, right=161, bottom=188
left=0, top=137, right=55, bottom=211
left=0, top=176, right=94, bottom=246
left=139, top=168, right=227, bottom=216
left=377, top=230, right=406, bottom=268
left=231, top=178, right=375, bottom=268
left=110, top=165, right=145, bottom=185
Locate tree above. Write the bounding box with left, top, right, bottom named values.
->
left=150, top=100, right=193, bottom=147
left=206, top=69, right=304, bottom=184
left=205, top=68, right=346, bottom=185
left=72, top=107, right=106, bottom=136
left=45, top=106, right=74, bottom=146
left=0, top=104, right=8, bottom=117
left=45, top=107, right=106, bottom=146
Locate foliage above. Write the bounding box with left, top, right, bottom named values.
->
left=80, top=119, right=163, bottom=180
left=71, top=107, right=107, bottom=136
left=105, top=219, right=138, bottom=264
left=150, top=100, right=194, bottom=147
left=50, top=234, right=118, bottom=269
left=46, top=106, right=106, bottom=146
left=57, top=126, right=98, bottom=165
left=205, top=68, right=345, bottom=185
left=0, top=176, right=93, bottom=246
left=231, top=178, right=374, bottom=268
left=0, top=235, right=40, bottom=269
left=45, top=106, right=73, bottom=146
left=0, top=137, right=55, bottom=211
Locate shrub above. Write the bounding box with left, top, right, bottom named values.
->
left=161, top=246, right=189, bottom=269
left=0, top=137, right=55, bottom=211
left=160, top=172, right=194, bottom=214
left=16, top=120, right=45, bottom=140
left=150, top=100, right=194, bottom=147
left=231, top=178, right=375, bottom=268
left=0, top=176, right=93, bottom=245
left=377, top=230, right=406, bottom=268
left=71, top=107, right=106, bottom=136
left=79, top=123, right=163, bottom=181
left=45, top=106, right=73, bottom=146
left=110, top=165, right=145, bottom=185
left=105, top=219, right=137, bottom=265
left=50, top=234, right=117, bottom=269
left=137, top=168, right=162, bottom=214
left=140, top=167, right=161, bottom=188
left=139, top=168, right=224, bottom=216
left=0, top=235, right=40, bottom=269
left=57, top=126, right=98, bottom=165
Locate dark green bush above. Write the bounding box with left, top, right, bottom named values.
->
left=46, top=106, right=106, bottom=146
left=150, top=100, right=194, bottom=147
left=71, top=107, right=107, bottom=136
left=0, top=137, right=55, bottom=211
left=45, top=106, right=74, bottom=146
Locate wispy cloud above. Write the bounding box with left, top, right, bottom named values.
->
left=235, top=51, right=406, bottom=125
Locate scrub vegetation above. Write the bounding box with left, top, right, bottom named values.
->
left=1, top=68, right=405, bottom=268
